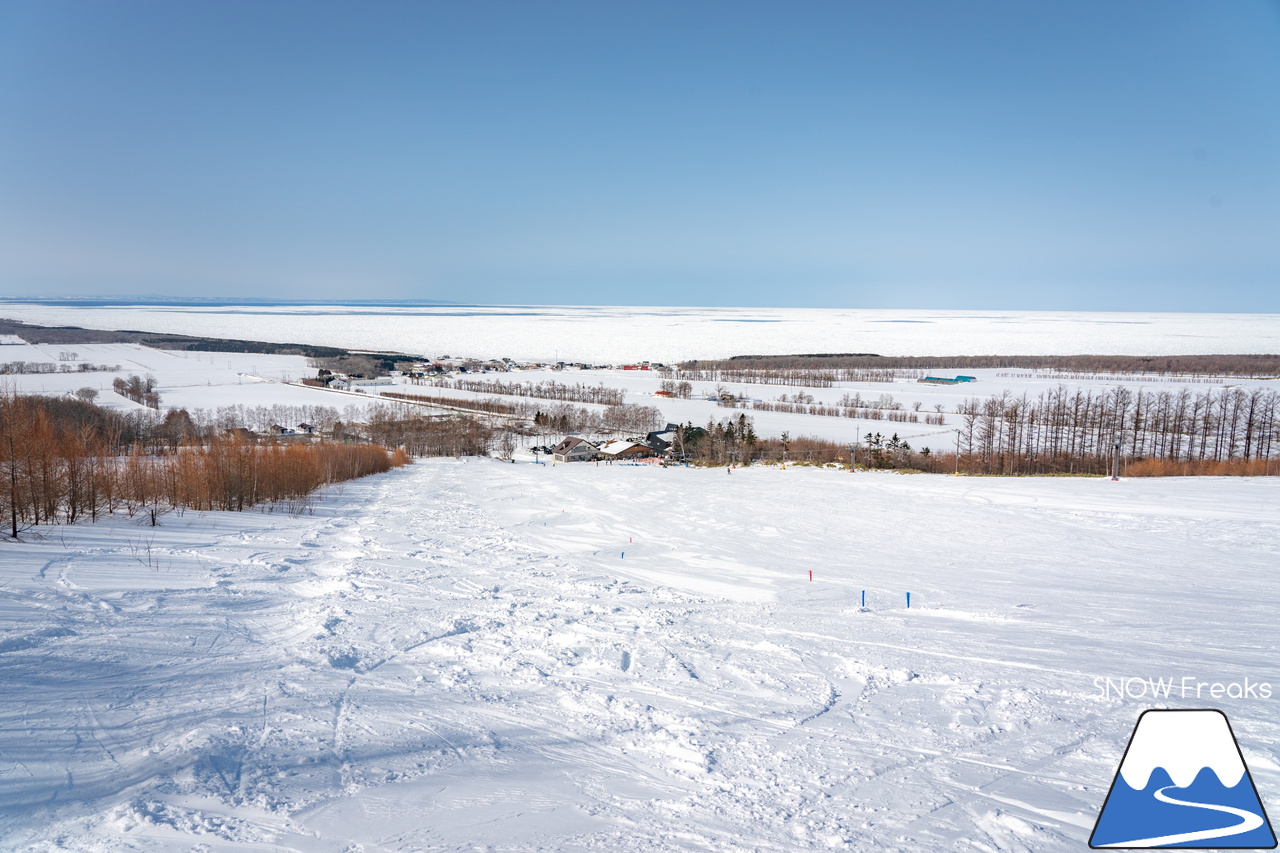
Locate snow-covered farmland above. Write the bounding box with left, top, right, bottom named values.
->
left=6, top=339, right=1279, bottom=449
left=2, top=459, right=1277, bottom=851
left=380, top=365, right=1280, bottom=450
left=0, top=341, right=322, bottom=410
left=0, top=342, right=383, bottom=421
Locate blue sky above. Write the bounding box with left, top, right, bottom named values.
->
left=1, top=1, right=1278, bottom=310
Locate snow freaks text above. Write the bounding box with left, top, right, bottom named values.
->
left=1094, top=676, right=1273, bottom=701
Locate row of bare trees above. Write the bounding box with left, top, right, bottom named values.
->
left=683, top=353, right=1280, bottom=377
left=442, top=377, right=627, bottom=406
left=666, top=367, right=840, bottom=387
left=382, top=390, right=518, bottom=416
left=745, top=399, right=937, bottom=424
left=667, top=366, right=924, bottom=385
left=995, top=370, right=1250, bottom=386
left=1, top=360, right=122, bottom=375
left=953, top=386, right=1280, bottom=475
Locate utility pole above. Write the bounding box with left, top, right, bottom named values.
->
left=1111, top=435, right=1122, bottom=481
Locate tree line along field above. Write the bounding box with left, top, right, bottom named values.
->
left=677, top=352, right=1280, bottom=378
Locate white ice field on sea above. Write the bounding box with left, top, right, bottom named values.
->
left=3, top=302, right=1280, bottom=363
left=1, top=306, right=1278, bottom=851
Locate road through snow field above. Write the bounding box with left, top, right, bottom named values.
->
left=1, top=460, right=1278, bottom=851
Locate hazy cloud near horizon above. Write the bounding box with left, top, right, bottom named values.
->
left=1, top=1, right=1278, bottom=311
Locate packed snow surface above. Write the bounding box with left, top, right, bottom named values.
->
left=3, top=302, right=1279, bottom=362
left=2, top=461, right=1278, bottom=851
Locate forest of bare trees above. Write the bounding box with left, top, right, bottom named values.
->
left=949, top=385, right=1280, bottom=475
left=362, top=406, right=491, bottom=457
left=0, top=393, right=407, bottom=537
left=670, top=387, right=1280, bottom=476
left=112, top=374, right=161, bottom=409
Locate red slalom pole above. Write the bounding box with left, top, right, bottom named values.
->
left=809, top=570, right=812, bottom=582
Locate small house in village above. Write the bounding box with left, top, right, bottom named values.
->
left=645, top=424, right=679, bottom=455
left=269, top=424, right=318, bottom=441
left=553, top=436, right=599, bottom=463
left=597, top=439, right=652, bottom=460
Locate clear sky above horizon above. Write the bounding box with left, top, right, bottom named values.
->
left=2, top=1, right=1279, bottom=311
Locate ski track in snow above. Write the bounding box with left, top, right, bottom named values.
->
left=1, top=459, right=1278, bottom=851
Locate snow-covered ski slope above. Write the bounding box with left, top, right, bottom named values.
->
left=2, top=460, right=1278, bottom=851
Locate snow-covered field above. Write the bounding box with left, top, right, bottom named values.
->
left=3, top=459, right=1277, bottom=851
left=411, top=366, right=1280, bottom=449
left=0, top=342, right=377, bottom=420
left=0, top=341, right=316, bottom=406
left=6, top=337, right=1278, bottom=448
left=3, top=302, right=1279, bottom=363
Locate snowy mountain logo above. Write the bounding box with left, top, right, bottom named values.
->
left=1090, top=709, right=1276, bottom=849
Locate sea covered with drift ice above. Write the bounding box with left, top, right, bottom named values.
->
left=1, top=301, right=1278, bottom=362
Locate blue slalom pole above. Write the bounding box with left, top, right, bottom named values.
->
left=621, top=552, right=625, bottom=559
left=906, top=592, right=911, bottom=608
left=861, top=590, right=865, bottom=607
